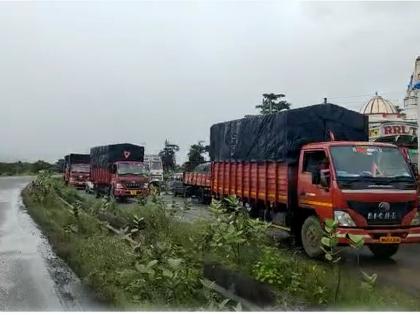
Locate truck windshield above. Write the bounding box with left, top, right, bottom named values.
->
left=330, top=145, right=413, bottom=181
left=71, top=164, right=90, bottom=173
left=151, top=161, right=162, bottom=170
left=117, top=163, right=148, bottom=175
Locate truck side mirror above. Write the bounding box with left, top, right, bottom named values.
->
left=320, top=169, right=331, bottom=188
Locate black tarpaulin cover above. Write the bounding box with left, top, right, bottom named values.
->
left=90, top=143, right=145, bottom=168
left=210, top=103, right=368, bottom=163
left=65, top=154, right=90, bottom=164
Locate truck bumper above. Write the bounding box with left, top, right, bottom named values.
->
left=69, top=181, right=87, bottom=189
left=337, top=226, right=420, bottom=244
left=114, top=188, right=149, bottom=197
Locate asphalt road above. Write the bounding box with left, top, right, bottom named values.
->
left=341, top=244, right=420, bottom=297
left=0, top=176, right=104, bottom=311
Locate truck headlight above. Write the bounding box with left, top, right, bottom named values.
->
left=115, top=183, right=124, bottom=189
left=144, top=183, right=149, bottom=188
left=334, top=210, right=356, bottom=227
left=411, top=212, right=420, bottom=226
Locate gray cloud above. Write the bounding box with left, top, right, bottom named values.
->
left=0, top=1, right=419, bottom=163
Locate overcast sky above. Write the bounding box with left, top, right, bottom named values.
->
left=1, top=1, right=420, bottom=163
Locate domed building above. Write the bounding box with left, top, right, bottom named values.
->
left=361, top=93, right=400, bottom=118
left=361, top=92, right=417, bottom=166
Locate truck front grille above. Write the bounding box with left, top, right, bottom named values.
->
left=124, top=182, right=142, bottom=189
left=347, top=201, right=414, bottom=225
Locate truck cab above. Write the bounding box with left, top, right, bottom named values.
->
left=298, top=141, right=419, bottom=258
left=67, top=163, right=90, bottom=188
left=109, top=161, right=149, bottom=199
left=144, top=155, right=164, bottom=190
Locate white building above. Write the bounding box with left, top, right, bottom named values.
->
left=361, top=93, right=417, bottom=166
left=404, top=56, right=420, bottom=121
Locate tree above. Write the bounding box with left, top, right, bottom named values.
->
left=184, top=141, right=210, bottom=171
left=31, top=160, right=53, bottom=173
left=159, top=140, right=180, bottom=172
left=54, top=159, right=66, bottom=173
left=255, top=93, right=291, bottom=114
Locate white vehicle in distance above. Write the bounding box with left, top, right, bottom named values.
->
left=144, top=154, right=164, bottom=190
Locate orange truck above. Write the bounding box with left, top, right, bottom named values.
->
left=183, top=162, right=212, bottom=203
left=208, top=103, right=419, bottom=258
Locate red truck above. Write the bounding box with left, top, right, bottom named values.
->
left=64, top=154, right=90, bottom=188
left=207, top=103, right=420, bottom=258
left=90, top=143, right=150, bottom=201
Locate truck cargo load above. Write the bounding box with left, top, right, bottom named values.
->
left=210, top=103, right=368, bottom=163
left=90, top=143, right=145, bottom=169
left=65, top=153, right=90, bottom=164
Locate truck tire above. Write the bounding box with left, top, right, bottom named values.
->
left=197, top=188, right=205, bottom=204
left=368, top=244, right=399, bottom=259
left=301, top=216, right=323, bottom=258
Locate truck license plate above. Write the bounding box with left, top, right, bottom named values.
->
left=379, top=236, right=401, bottom=244
left=130, top=191, right=137, bottom=196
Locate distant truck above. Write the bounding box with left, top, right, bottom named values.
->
left=193, top=103, right=419, bottom=259
left=64, top=154, right=90, bottom=188
left=144, top=154, right=164, bottom=190
left=183, top=162, right=211, bottom=203
left=90, top=143, right=150, bottom=200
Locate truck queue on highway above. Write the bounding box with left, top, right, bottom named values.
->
left=62, top=102, right=420, bottom=259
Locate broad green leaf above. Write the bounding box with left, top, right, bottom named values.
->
left=325, top=253, right=333, bottom=261
left=167, top=258, right=183, bottom=269
left=162, top=268, right=173, bottom=278
left=321, top=237, right=331, bottom=247
left=234, top=302, right=242, bottom=312
left=347, top=234, right=364, bottom=244
left=135, top=263, right=147, bottom=273
left=147, top=259, right=158, bottom=269
left=324, top=225, right=333, bottom=233
left=325, top=219, right=336, bottom=228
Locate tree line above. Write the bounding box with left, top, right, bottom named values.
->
left=0, top=160, right=57, bottom=176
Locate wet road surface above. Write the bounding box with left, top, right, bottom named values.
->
left=0, top=176, right=104, bottom=311
left=341, top=244, right=420, bottom=297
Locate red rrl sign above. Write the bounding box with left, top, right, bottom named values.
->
left=382, top=124, right=417, bottom=136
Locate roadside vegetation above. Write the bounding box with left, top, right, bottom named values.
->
left=22, top=172, right=420, bottom=310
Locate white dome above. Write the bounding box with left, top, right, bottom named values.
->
left=360, top=94, right=398, bottom=115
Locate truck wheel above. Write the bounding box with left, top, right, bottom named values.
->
left=301, top=216, right=323, bottom=258
left=197, top=188, right=205, bottom=204
left=368, top=244, right=399, bottom=259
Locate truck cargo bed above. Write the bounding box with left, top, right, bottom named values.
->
left=211, top=161, right=290, bottom=205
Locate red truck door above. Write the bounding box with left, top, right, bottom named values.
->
left=297, top=149, right=333, bottom=220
